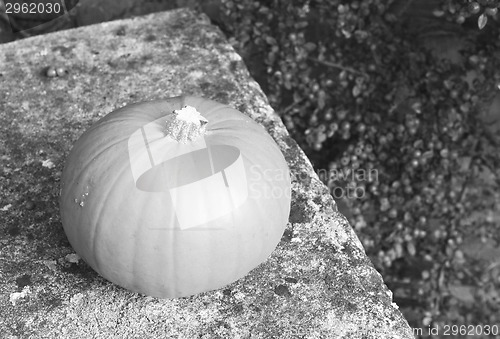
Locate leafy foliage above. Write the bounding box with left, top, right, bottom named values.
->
left=218, top=0, right=500, bottom=336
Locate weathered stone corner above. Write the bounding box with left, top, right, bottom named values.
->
left=0, top=8, right=414, bottom=338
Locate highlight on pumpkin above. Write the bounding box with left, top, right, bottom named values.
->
left=164, top=105, right=208, bottom=143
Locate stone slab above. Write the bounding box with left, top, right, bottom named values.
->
left=0, top=8, right=414, bottom=339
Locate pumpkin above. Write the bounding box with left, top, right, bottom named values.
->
left=59, top=96, right=291, bottom=298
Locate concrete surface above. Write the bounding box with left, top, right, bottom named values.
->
left=0, top=8, right=414, bottom=339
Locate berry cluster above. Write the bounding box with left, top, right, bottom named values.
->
left=434, top=0, right=500, bottom=28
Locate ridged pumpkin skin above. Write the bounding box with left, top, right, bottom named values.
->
left=60, top=96, right=291, bottom=298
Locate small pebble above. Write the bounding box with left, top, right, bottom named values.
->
left=9, top=286, right=31, bottom=306
left=42, top=159, right=55, bottom=169
left=56, top=67, right=67, bottom=77
left=65, top=253, right=81, bottom=263
left=46, top=66, right=57, bottom=77
left=46, top=66, right=68, bottom=77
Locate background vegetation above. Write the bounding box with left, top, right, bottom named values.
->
left=2, top=0, right=500, bottom=337
left=213, top=1, right=500, bottom=336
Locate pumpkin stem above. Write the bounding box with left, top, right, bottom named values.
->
left=165, top=105, right=208, bottom=143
